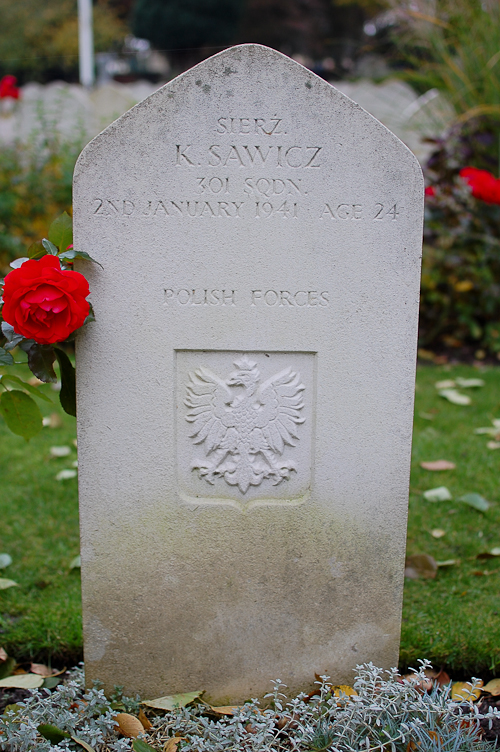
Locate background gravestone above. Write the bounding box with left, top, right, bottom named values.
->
left=73, top=44, right=423, bottom=701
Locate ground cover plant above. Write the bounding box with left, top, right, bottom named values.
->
left=0, top=362, right=499, bottom=677
left=2, top=662, right=500, bottom=751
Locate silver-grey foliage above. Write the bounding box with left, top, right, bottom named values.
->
left=1, top=661, right=499, bottom=751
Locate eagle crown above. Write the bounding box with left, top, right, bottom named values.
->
left=227, top=356, right=260, bottom=395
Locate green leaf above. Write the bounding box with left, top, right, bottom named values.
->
left=37, top=723, right=71, bottom=743
left=48, top=211, right=73, bottom=253
left=0, top=375, right=52, bottom=402
left=27, top=344, right=57, bottom=383
left=0, top=657, right=15, bottom=680
left=1, top=322, right=24, bottom=351
left=0, top=577, right=17, bottom=590
left=58, top=249, right=103, bottom=268
left=0, top=390, right=43, bottom=440
left=459, top=492, right=490, bottom=512
left=0, top=347, right=14, bottom=366
left=9, top=257, right=29, bottom=269
left=28, top=240, right=46, bottom=260
left=42, top=675, right=62, bottom=689
left=54, top=348, right=76, bottom=417
left=0, top=578, right=17, bottom=590
left=72, top=737, right=96, bottom=752
left=142, top=690, right=203, bottom=710
left=0, top=553, right=12, bottom=569
left=41, top=238, right=59, bottom=256
left=132, top=740, right=158, bottom=752
left=0, top=674, right=43, bottom=689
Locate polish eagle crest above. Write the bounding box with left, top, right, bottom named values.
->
left=184, top=356, right=306, bottom=494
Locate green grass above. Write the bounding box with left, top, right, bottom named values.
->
left=0, top=363, right=499, bottom=676
left=402, top=363, right=500, bottom=677
left=0, top=371, right=81, bottom=667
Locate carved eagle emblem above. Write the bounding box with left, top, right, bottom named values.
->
left=185, top=356, right=306, bottom=493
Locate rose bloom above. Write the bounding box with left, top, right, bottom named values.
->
left=459, top=166, right=500, bottom=204
left=0, top=75, right=20, bottom=100
left=2, top=255, right=90, bottom=344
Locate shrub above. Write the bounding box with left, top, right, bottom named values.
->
left=421, top=117, right=500, bottom=356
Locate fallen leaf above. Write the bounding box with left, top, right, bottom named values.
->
left=482, top=679, right=500, bottom=696
left=49, top=445, right=71, bottom=458
left=458, top=493, right=490, bottom=512
left=451, top=681, right=483, bottom=702
left=137, top=709, right=153, bottom=730
left=142, top=690, right=203, bottom=710
left=38, top=724, right=71, bottom=743
left=439, top=388, right=471, bottom=405
left=476, top=549, right=500, bottom=559
left=455, top=377, right=485, bottom=388
left=0, top=648, right=7, bottom=662
left=425, top=668, right=451, bottom=687
left=0, top=578, right=18, bottom=590
left=70, top=555, right=81, bottom=569
left=423, top=486, right=452, bottom=502
left=472, top=570, right=495, bottom=576
left=30, top=663, right=58, bottom=677
left=431, top=529, right=446, bottom=538
left=487, top=441, right=500, bottom=450
left=209, top=705, right=239, bottom=716
left=0, top=673, right=44, bottom=689
left=435, top=379, right=456, bottom=389
left=55, top=469, right=77, bottom=481
left=420, top=460, right=456, bottom=471
left=133, top=740, right=157, bottom=752
left=163, top=737, right=185, bottom=752
left=115, top=713, right=145, bottom=739
left=0, top=554, right=12, bottom=569
left=72, top=738, right=96, bottom=752
left=437, top=559, right=457, bottom=567
left=331, top=685, right=357, bottom=697
left=405, top=554, right=438, bottom=579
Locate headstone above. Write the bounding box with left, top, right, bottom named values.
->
left=73, top=44, right=423, bottom=701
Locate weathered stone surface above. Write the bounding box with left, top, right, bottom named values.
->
left=73, top=44, right=423, bottom=701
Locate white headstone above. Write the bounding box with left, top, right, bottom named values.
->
left=74, top=44, right=423, bottom=701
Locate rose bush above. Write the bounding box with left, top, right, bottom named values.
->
left=2, top=255, right=90, bottom=344
left=459, top=166, right=500, bottom=205
left=0, top=212, right=98, bottom=439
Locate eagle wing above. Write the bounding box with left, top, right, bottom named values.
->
left=185, top=367, right=237, bottom=453
left=254, top=367, right=305, bottom=454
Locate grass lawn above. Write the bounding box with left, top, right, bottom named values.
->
left=0, top=362, right=499, bottom=676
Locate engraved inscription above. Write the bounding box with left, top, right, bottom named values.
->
left=185, top=355, right=305, bottom=493
left=163, top=288, right=329, bottom=307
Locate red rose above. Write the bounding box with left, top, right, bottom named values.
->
left=2, top=255, right=90, bottom=344
left=0, top=75, right=20, bottom=100
left=459, top=166, right=500, bottom=204
left=425, top=186, right=435, bottom=197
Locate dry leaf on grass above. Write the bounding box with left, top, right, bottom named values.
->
left=0, top=554, right=12, bottom=569
left=0, top=647, right=7, bottom=662
left=451, top=681, right=483, bottom=702
left=459, top=493, right=490, bottom=512
left=423, top=486, right=452, bottom=502
left=42, top=412, right=64, bottom=429
left=49, top=445, right=71, bottom=458
left=405, top=554, right=438, bottom=580
left=0, top=578, right=18, bottom=590
left=420, top=460, right=456, bottom=471
left=115, top=713, right=145, bottom=739
left=439, top=388, right=471, bottom=405
left=431, top=529, right=446, bottom=538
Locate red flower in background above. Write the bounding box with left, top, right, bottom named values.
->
left=459, top=166, right=500, bottom=204
left=0, top=75, right=20, bottom=100
left=2, top=256, right=90, bottom=344
left=425, top=186, right=436, bottom=197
